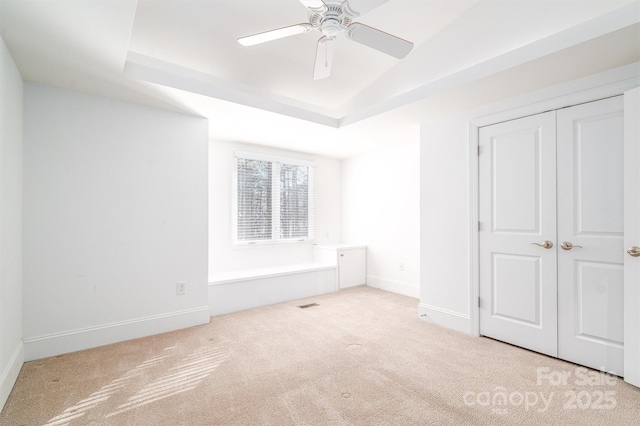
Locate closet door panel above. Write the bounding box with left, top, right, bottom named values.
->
left=479, top=111, right=558, bottom=357
left=557, top=96, right=625, bottom=375
left=623, top=87, right=640, bottom=387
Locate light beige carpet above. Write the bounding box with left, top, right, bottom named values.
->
left=2, top=286, right=639, bottom=425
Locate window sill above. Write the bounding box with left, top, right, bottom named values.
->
left=233, top=239, right=317, bottom=248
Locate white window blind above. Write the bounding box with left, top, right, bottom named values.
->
left=235, top=153, right=314, bottom=244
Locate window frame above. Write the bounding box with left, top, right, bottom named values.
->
left=232, top=151, right=315, bottom=246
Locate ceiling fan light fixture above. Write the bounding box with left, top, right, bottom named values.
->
left=321, top=18, right=342, bottom=37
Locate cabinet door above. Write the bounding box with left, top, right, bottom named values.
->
left=338, top=248, right=366, bottom=289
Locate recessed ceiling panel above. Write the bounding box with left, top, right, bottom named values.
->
left=128, top=0, right=424, bottom=110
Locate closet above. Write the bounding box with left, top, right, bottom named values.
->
left=478, top=96, right=624, bottom=374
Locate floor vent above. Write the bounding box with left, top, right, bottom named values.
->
left=298, top=303, right=319, bottom=309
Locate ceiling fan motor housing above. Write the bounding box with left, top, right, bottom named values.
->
left=309, top=0, right=355, bottom=38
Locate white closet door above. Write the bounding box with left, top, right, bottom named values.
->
left=623, top=87, right=640, bottom=387
left=479, top=111, right=558, bottom=357
left=557, top=96, right=625, bottom=375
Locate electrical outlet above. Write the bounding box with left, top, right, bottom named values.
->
left=399, top=263, right=405, bottom=272
left=176, top=281, right=186, bottom=295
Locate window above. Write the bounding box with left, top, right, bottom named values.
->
left=235, top=152, right=314, bottom=244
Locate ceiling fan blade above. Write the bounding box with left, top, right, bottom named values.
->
left=313, top=36, right=335, bottom=80
left=299, top=0, right=327, bottom=13
left=343, top=0, right=390, bottom=16
left=238, top=24, right=311, bottom=46
left=346, top=23, right=413, bottom=59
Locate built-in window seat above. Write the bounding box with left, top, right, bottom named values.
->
left=208, top=262, right=337, bottom=316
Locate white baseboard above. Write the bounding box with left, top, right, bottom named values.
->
left=418, top=303, right=470, bottom=334
left=23, top=307, right=210, bottom=361
left=0, top=341, right=24, bottom=411
left=366, top=275, right=419, bottom=299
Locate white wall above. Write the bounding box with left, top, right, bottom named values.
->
left=0, top=36, right=24, bottom=411
left=22, top=84, right=210, bottom=361
left=342, top=143, right=420, bottom=298
left=208, top=140, right=342, bottom=275
left=419, top=115, right=471, bottom=331
left=419, top=63, right=640, bottom=334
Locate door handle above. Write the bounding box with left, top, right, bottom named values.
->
left=531, top=240, right=553, bottom=249
left=628, top=246, right=640, bottom=257
left=560, top=241, right=583, bottom=250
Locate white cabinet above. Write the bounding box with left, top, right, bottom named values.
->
left=337, top=247, right=367, bottom=289
left=314, top=244, right=366, bottom=289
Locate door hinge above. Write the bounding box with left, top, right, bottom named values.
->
left=478, top=296, right=481, bottom=308
left=478, top=221, right=481, bottom=232
left=477, top=146, right=480, bottom=156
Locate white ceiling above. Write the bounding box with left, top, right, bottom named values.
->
left=0, top=0, right=638, bottom=158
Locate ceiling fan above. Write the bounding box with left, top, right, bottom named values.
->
left=237, top=0, right=413, bottom=80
